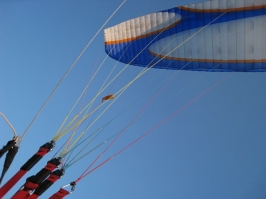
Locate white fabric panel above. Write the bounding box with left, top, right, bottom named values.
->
left=212, top=22, right=221, bottom=60
left=205, top=23, right=214, bottom=61
left=203, top=0, right=211, bottom=10
left=253, top=14, right=265, bottom=60
left=211, top=0, right=219, bottom=10
left=236, top=16, right=245, bottom=60
left=220, top=21, right=229, bottom=61
left=236, top=0, right=244, bottom=8
left=244, top=17, right=254, bottom=60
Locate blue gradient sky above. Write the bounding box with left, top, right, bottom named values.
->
left=1, top=0, right=266, bottom=199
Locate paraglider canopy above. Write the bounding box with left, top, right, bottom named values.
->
left=104, top=0, right=266, bottom=72
left=102, top=94, right=114, bottom=102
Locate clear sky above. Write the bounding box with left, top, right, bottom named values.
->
left=1, top=0, right=266, bottom=199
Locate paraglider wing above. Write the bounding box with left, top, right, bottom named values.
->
left=104, top=0, right=266, bottom=72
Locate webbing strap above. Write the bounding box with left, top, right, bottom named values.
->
left=0, top=170, right=27, bottom=198
left=11, top=189, right=30, bottom=199
left=25, top=193, right=39, bottom=199
left=25, top=169, right=65, bottom=198
left=49, top=188, right=70, bottom=199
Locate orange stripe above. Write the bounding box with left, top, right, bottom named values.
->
left=105, top=19, right=182, bottom=45
left=149, top=50, right=266, bottom=63
left=178, top=4, right=266, bottom=13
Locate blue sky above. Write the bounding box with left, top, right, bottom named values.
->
left=1, top=0, right=266, bottom=199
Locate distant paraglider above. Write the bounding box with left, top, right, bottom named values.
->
left=102, top=94, right=115, bottom=102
